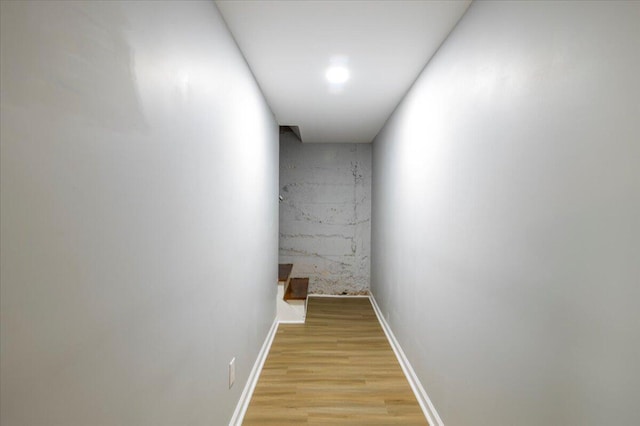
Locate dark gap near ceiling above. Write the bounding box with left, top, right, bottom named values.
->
left=279, top=125, right=302, bottom=142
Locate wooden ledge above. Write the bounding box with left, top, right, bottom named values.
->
left=278, top=263, right=293, bottom=282
left=284, top=277, right=309, bottom=301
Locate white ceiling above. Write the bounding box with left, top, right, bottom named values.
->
left=216, top=0, right=471, bottom=143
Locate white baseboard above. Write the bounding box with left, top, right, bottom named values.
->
left=307, top=294, right=370, bottom=298
left=230, top=295, right=443, bottom=426
left=228, top=318, right=279, bottom=426
left=368, top=294, right=444, bottom=426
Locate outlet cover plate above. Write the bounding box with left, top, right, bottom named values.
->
left=229, top=357, right=235, bottom=388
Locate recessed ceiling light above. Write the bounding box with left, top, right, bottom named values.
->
left=326, top=66, right=350, bottom=84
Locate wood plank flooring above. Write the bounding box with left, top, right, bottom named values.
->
left=243, top=297, right=427, bottom=425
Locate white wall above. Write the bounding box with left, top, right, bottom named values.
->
left=371, top=1, right=640, bottom=425
left=279, top=130, right=371, bottom=294
left=0, top=1, right=278, bottom=425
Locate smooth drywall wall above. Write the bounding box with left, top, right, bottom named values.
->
left=0, top=1, right=278, bottom=424
left=371, top=1, right=640, bottom=425
left=279, top=130, right=371, bottom=294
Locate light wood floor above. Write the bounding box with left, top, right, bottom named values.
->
left=243, top=297, right=428, bottom=425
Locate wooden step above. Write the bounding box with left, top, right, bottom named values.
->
left=278, top=263, right=293, bottom=282
left=284, top=277, right=309, bottom=301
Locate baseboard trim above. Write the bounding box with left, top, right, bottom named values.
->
left=369, top=294, right=444, bottom=426
left=228, top=318, right=279, bottom=426
left=307, top=294, right=370, bottom=298
left=230, top=296, right=443, bottom=426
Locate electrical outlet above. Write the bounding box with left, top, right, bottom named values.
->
left=229, top=357, right=235, bottom=388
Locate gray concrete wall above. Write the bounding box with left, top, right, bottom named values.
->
left=279, top=130, right=371, bottom=294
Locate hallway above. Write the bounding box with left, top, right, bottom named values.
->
left=1, top=1, right=638, bottom=425
left=244, top=297, right=426, bottom=425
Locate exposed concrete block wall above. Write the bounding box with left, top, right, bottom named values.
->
left=279, top=130, right=371, bottom=294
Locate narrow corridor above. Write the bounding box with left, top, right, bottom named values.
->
left=244, top=297, right=426, bottom=425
